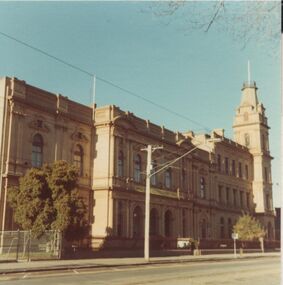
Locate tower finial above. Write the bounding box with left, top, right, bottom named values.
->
left=92, top=74, right=96, bottom=120
left=248, top=60, right=251, bottom=84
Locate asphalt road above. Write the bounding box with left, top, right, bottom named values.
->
left=1, top=256, right=280, bottom=285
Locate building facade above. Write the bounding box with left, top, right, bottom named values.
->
left=0, top=77, right=275, bottom=249
left=275, top=208, right=280, bottom=241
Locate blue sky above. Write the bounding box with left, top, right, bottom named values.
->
left=0, top=2, right=281, bottom=206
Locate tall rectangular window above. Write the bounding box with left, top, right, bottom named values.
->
left=244, top=133, right=250, bottom=147
left=232, top=160, right=236, bottom=176
left=118, top=151, right=124, bottom=177
left=165, top=168, right=172, bottom=189
left=200, top=177, right=206, bottom=199
left=239, top=162, right=242, bottom=178
left=266, top=194, right=270, bottom=210
left=217, top=154, right=221, bottom=172
left=225, top=157, right=229, bottom=175
left=233, top=189, right=237, bottom=206
left=240, top=191, right=243, bottom=207
left=151, top=160, right=158, bottom=186
left=32, top=134, right=43, bottom=168
left=220, top=217, right=225, bottom=239
left=117, top=201, right=124, bottom=237
left=262, top=134, right=266, bottom=151
left=245, top=165, right=249, bottom=180
left=182, top=209, right=186, bottom=237
left=134, top=154, right=142, bottom=183
left=182, top=169, right=186, bottom=190
left=73, top=144, right=84, bottom=176
left=218, top=185, right=222, bottom=203
left=246, top=193, right=250, bottom=209
left=264, top=167, right=268, bottom=182
left=226, top=187, right=230, bottom=204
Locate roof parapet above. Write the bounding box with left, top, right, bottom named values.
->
left=211, top=128, right=224, bottom=138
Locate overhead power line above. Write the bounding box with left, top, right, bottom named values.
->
left=0, top=31, right=93, bottom=77
left=0, top=30, right=211, bottom=132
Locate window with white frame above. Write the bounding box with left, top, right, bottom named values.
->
left=73, top=144, right=84, bottom=176
left=151, top=160, right=158, bottom=186
left=200, top=177, right=206, bottom=199
left=118, top=151, right=124, bottom=177
left=165, top=168, right=172, bottom=189
left=244, top=133, right=250, bottom=147
left=225, top=157, right=229, bottom=175
left=32, top=133, right=43, bottom=167
left=220, top=217, right=225, bottom=239
left=134, top=154, right=142, bottom=182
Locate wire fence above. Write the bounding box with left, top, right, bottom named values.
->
left=0, top=230, right=62, bottom=261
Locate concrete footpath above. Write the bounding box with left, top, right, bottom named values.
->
left=0, top=252, right=280, bottom=275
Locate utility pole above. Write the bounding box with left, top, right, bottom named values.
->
left=232, top=232, right=238, bottom=258
left=142, top=138, right=221, bottom=262
left=144, top=145, right=151, bottom=262
left=142, top=145, right=162, bottom=262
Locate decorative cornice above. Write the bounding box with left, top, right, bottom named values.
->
left=71, top=131, right=89, bottom=143
left=28, top=119, right=50, bottom=133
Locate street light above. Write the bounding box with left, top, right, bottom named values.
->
left=143, top=138, right=222, bottom=262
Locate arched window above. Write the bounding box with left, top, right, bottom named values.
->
left=73, top=144, right=83, bottom=176
left=164, top=210, right=173, bottom=237
left=117, top=201, right=124, bottom=237
left=182, top=208, right=187, bottom=237
left=150, top=208, right=159, bottom=236
left=134, top=154, right=142, bottom=182
left=165, top=168, right=172, bottom=189
left=262, top=134, right=266, bottom=150
left=220, top=217, right=225, bottom=239
left=200, top=219, right=207, bottom=239
left=267, top=222, right=273, bottom=240
left=118, top=151, right=124, bottom=177
left=228, top=218, right=232, bottom=238
left=200, top=177, right=206, bottom=199
left=182, top=169, right=186, bottom=190
left=133, top=206, right=143, bottom=237
left=244, top=133, right=250, bottom=147
left=32, top=133, right=43, bottom=167
left=151, top=160, right=158, bottom=186
left=265, top=194, right=270, bottom=210
left=265, top=134, right=269, bottom=151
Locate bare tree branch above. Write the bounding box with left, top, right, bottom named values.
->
left=205, top=0, right=225, bottom=32
left=148, top=1, right=280, bottom=54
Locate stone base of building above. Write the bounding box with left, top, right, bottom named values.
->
left=60, top=236, right=280, bottom=259
left=89, top=236, right=280, bottom=251
left=90, top=236, right=183, bottom=250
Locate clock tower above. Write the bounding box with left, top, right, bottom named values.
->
left=233, top=74, right=275, bottom=239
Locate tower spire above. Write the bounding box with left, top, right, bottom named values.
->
left=248, top=60, right=251, bottom=84
left=92, top=74, right=96, bottom=120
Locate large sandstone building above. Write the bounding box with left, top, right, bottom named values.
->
left=0, top=77, right=275, bottom=249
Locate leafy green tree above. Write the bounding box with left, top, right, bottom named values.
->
left=8, top=160, right=88, bottom=241
left=233, top=214, right=265, bottom=244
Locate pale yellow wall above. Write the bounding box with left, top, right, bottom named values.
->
left=233, top=85, right=273, bottom=215
left=0, top=78, right=276, bottom=245
left=0, top=78, right=7, bottom=174
left=0, top=77, right=94, bottom=230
